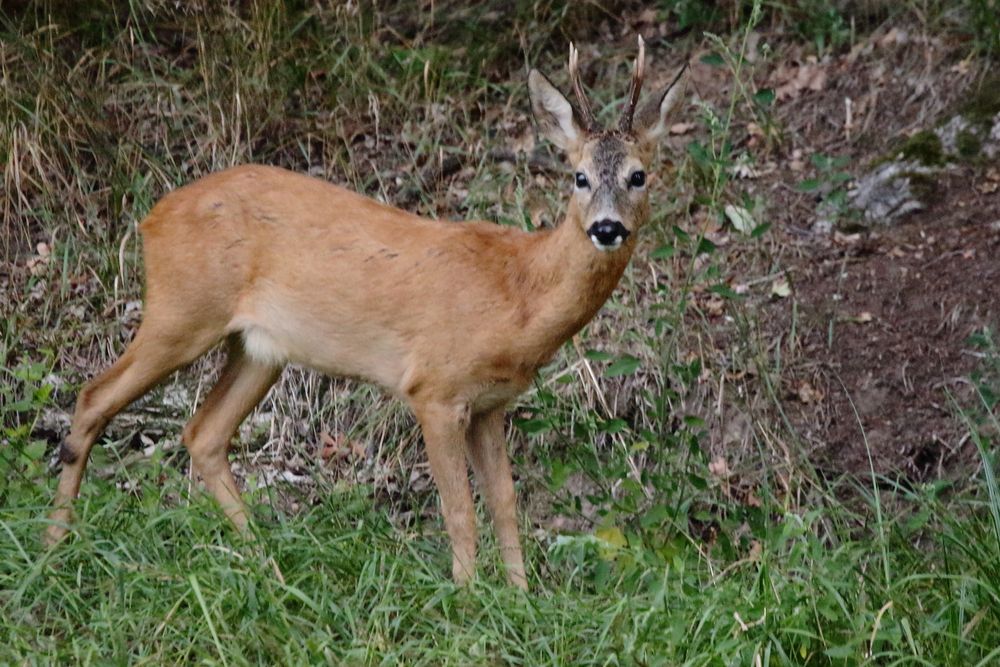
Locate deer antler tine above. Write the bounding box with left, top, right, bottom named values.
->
left=619, top=35, right=646, bottom=133
left=568, top=42, right=596, bottom=132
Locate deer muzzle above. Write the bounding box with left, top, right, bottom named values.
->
left=587, top=219, right=630, bottom=251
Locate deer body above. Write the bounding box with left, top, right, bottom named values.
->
left=145, top=163, right=631, bottom=405
left=46, top=41, right=686, bottom=589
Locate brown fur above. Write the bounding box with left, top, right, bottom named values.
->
left=45, top=56, right=687, bottom=589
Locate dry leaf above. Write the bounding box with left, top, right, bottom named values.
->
left=878, top=27, right=907, bottom=48
left=506, top=126, right=535, bottom=154
left=669, top=122, right=696, bottom=135
left=833, top=231, right=861, bottom=245
left=320, top=431, right=345, bottom=460
left=704, top=294, right=725, bottom=317
left=771, top=277, right=791, bottom=298
left=788, top=148, right=805, bottom=172
left=724, top=204, right=757, bottom=233
left=350, top=440, right=367, bottom=458
left=795, top=380, right=824, bottom=404
left=695, top=210, right=723, bottom=235
left=708, top=456, right=731, bottom=479
left=772, top=58, right=828, bottom=101
left=951, top=59, right=973, bottom=75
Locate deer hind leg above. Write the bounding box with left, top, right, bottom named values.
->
left=413, top=399, right=478, bottom=585
left=181, top=335, right=281, bottom=532
left=46, top=323, right=220, bottom=545
left=467, top=407, right=527, bottom=589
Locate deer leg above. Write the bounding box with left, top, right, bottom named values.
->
left=467, top=407, right=527, bottom=589
left=46, top=324, right=219, bottom=545
left=413, top=400, right=477, bottom=585
left=181, top=336, right=281, bottom=531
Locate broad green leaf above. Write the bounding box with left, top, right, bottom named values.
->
left=605, top=355, right=641, bottom=377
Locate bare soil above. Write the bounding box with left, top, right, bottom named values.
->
left=746, top=28, right=1000, bottom=480
left=776, top=172, right=1000, bottom=480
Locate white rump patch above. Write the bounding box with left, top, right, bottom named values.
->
left=242, top=327, right=287, bottom=366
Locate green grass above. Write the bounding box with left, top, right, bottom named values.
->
left=3, top=455, right=1000, bottom=663
left=3, top=0, right=1000, bottom=664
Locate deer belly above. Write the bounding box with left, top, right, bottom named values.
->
left=232, top=305, right=406, bottom=389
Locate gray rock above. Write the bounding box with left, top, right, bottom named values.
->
left=847, top=160, right=935, bottom=225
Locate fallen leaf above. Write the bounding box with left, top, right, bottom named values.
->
left=350, top=440, right=367, bottom=458
left=833, top=231, right=861, bottom=245
left=724, top=204, right=757, bottom=233
left=770, top=277, right=792, bottom=298
left=772, top=58, right=828, bottom=101
left=695, top=210, right=723, bottom=235
left=320, top=431, right=345, bottom=460
left=951, top=58, right=972, bottom=75
left=704, top=294, right=725, bottom=317
left=878, top=27, right=907, bottom=48
left=795, top=380, right=824, bottom=404
left=709, top=456, right=731, bottom=479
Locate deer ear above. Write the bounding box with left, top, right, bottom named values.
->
left=634, top=67, right=688, bottom=147
left=528, top=69, right=583, bottom=152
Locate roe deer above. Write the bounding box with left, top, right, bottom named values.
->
left=46, top=38, right=687, bottom=589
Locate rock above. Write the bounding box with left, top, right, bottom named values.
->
left=985, top=113, right=1000, bottom=159
left=812, top=77, right=1000, bottom=233
left=847, top=160, right=936, bottom=225
left=817, top=113, right=1000, bottom=232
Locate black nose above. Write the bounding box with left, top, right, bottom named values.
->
left=587, top=219, right=630, bottom=248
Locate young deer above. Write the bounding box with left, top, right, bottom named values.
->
left=46, top=39, right=686, bottom=589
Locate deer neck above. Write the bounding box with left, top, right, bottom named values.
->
left=519, top=208, right=636, bottom=363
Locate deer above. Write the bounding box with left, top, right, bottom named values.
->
left=45, top=38, right=687, bottom=589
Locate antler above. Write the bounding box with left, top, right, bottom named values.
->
left=618, top=35, right=646, bottom=133
left=568, top=42, right=597, bottom=132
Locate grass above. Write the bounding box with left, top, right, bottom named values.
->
left=3, top=0, right=1000, bottom=664
left=3, top=450, right=1000, bottom=663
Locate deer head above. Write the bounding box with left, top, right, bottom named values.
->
left=528, top=37, right=687, bottom=252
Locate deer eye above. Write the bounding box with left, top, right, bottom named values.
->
left=574, top=172, right=590, bottom=189
left=628, top=170, right=646, bottom=188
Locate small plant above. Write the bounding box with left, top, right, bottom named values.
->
left=0, top=351, right=55, bottom=503
left=797, top=152, right=854, bottom=228
left=964, top=0, right=1000, bottom=56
